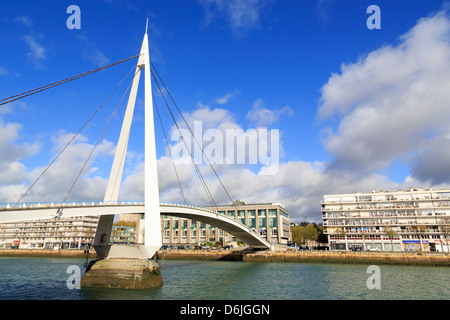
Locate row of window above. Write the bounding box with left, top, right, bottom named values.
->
left=163, top=217, right=279, bottom=229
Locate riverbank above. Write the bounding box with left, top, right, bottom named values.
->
left=1, top=248, right=449, bottom=266
left=0, top=249, right=95, bottom=258
left=158, top=249, right=450, bottom=266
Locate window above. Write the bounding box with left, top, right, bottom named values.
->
left=270, top=217, right=278, bottom=228
left=280, top=210, right=289, bottom=218
left=227, top=210, right=236, bottom=218
left=259, top=218, right=266, bottom=228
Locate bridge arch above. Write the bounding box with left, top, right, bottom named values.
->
left=159, top=204, right=270, bottom=249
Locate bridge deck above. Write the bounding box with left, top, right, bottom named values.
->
left=0, top=202, right=271, bottom=249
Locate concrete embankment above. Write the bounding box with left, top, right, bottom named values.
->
left=1, top=249, right=449, bottom=266
left=0, top=249, right=96, bottom=258
left=158, top=250, right=450, bottom=266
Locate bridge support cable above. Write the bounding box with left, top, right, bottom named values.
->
left=0, top=54, right=142, bottom=108
left=151, top=73, right=218, bottom=211
left=60, top=63, right=143, bottom=207
left=150, top=63, right=239, bottom=212
left=15, top=60, right=140, bottom=207
left=153, top=95, right=187, bottom=205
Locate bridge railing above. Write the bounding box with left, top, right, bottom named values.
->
left=0, top=201, right=270, bottom=245
left=0, top=200, right=145, bottom=210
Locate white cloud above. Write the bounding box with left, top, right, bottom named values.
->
left=14, top=16, right=33, bottom=27
left=23, top=35, right=46, bottom=67
left=215, top=91, right=239, bottom=104
left=316, top=0, right=337, bottom=24
left=318, top=9, right=450, bottom=180
left=0, top=67, right=9, bottom=76
left=76, top=33, right=110, bottom=67
left=0, top=117, right=40, bottom=197
left=246, top=99, right=293, bottom=127
left=198, top=0, right=271, bottom=36
left=0, top=128, right=115, bottom=204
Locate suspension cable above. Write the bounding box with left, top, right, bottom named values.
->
left=60, top=64, right=141, bottom=207
left=153, top=94, right=187, bottom=205
left=0, top=54, right=142, bottom=107
left=151, top=70, right=218, bottom=210
left=151, top=62, right=238, bottom=212
left=15, top=60, right=139, bottom=206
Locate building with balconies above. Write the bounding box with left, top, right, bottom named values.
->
left=0, top=216, right=98, bottom=249
left=322, top=187, right=450, bottom=252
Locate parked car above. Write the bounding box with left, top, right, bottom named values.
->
left=223, top=245, right=233, bottom=250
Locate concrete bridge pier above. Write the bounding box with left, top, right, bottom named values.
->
left=81, top=245, right=163, bottom=289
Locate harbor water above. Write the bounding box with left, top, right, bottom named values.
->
left=0, top=256, right=448, bottom=300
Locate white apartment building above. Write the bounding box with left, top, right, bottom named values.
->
left=322, top=187, right=450, bottom=252
left=0, top=216, right=99, bottom=250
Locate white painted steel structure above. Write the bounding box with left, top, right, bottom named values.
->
left=0, top=20, right=272, bottom=258
left=92, top=23, right=161, bottom=258
left=0, top=202, right=271, bottom=249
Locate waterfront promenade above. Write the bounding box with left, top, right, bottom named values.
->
left=1, top=248, right=448, bottom=266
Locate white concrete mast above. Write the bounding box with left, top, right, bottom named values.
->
left=93, top=18, right=161, bottom=258
left=142, top=17, right=162, bottom=255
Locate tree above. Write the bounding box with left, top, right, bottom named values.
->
left=306, top=224, right=319, bottom=247
left=316, top=225, right=328, bottom=244
left=291, top=226, right=306, bottom=246
left=114, top=220, right=136, bottom=228
left=385, top=226, right=397, bottom=252
left=361, top=230, right=370, bottom=251
left=412, top=225, right=427, bottom=252
left=335, top=228, right=348, bottom=251
left=438, top=217, right=450, bottom=252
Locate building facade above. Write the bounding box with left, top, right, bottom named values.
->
left=322, top=187, right=450, bottom=252
left=161, top=202, right=291, bottom=246
left=0, top=216, right=98, bottom=249
left=110, top=225, right=137, bottom=244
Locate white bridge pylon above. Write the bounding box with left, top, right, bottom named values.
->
left=93, top=24, right=161, bottom=258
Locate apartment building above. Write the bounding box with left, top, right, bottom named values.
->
left=110, top=225, right=137, bottom=244
left=0, top=216, right=98, bottom=249
left=322, top=187, right=450, bottom=252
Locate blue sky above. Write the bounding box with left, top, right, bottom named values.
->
left=1, top=1, right=450, bottom=222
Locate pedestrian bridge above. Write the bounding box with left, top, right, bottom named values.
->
left=0, top=202, right=270, bottom=249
